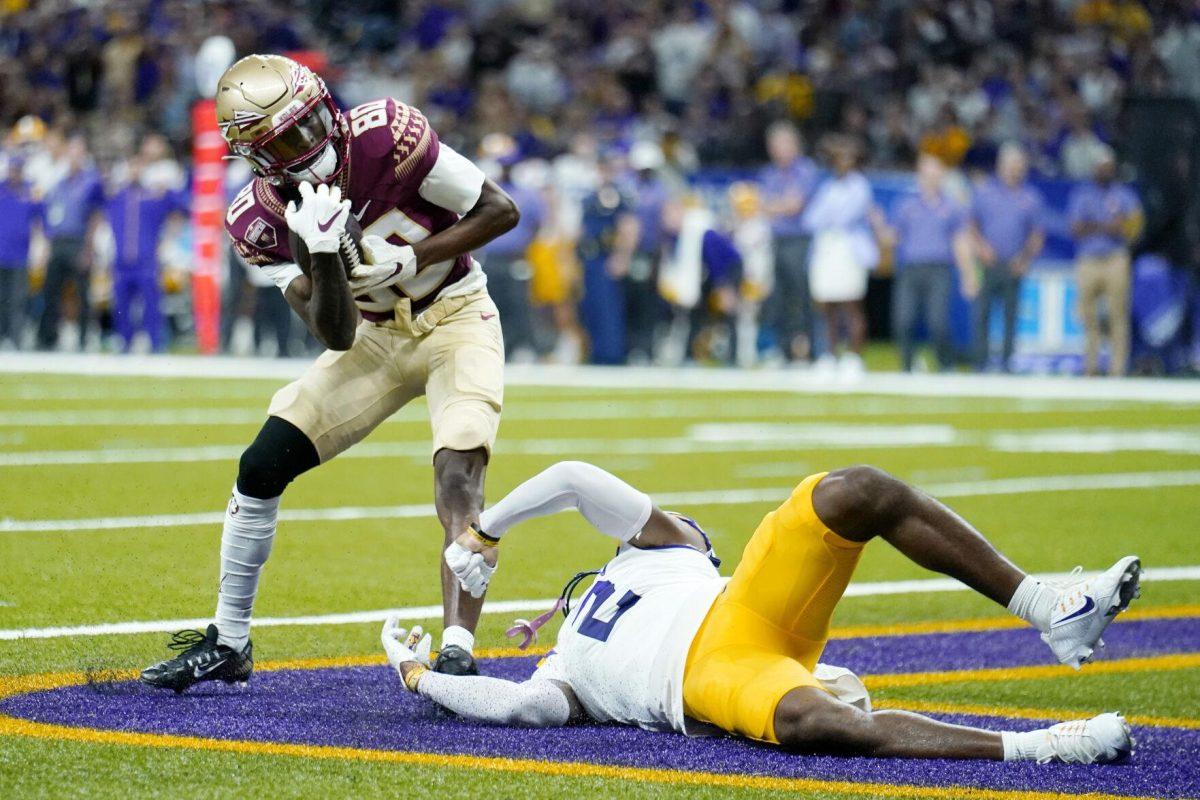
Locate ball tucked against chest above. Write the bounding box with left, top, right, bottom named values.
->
left=287, top=211, right=366, bottom=280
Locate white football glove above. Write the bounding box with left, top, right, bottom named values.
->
left=348, top=234, right=418, bottom=294
left=284, top=181, right=350, bottom=255
left=444, top=539, right=497, bottom=599
left=381, top=616, right=433, bottom=674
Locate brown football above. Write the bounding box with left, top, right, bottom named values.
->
left=287, top=212, right=364, bottom=279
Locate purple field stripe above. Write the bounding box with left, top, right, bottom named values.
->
left=2, top=616, right=1197, bottom=798
left=822, top=616, right=1200, bottom=675
left=3, top=661, right=1196, bottom=798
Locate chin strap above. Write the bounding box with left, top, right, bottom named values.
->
left=505, top=568, right=601, bottom=650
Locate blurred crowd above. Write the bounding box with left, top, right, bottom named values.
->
left=1, top=0, right=1198, bottom=374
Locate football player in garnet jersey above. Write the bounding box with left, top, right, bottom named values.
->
left=141, top=54, right=519, bottom=691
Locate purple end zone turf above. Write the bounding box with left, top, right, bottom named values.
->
left=3, top=618, right=1197, bottom=798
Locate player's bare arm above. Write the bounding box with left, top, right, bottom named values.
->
left=281, top=182, right=358, bottom=350
left=411, top=178, right=519, bottom=270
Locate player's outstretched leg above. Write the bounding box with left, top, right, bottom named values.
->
left=774, top=686, right=1133, bottom=763
left=812, top=466, right=1141, bottom=668
left=432, top=447, right=489, bottom=675
left=140, top=417, right=319, bottom=692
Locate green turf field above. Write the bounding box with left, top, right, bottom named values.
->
left=1, top=366, right=1197, bottom=798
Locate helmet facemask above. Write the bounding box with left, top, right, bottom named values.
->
left=228, top=92, right=345, bottom=185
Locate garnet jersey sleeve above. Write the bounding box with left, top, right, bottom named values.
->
left=343, top=98, right=488, bottom=312
left=346, top=98, right=440, bottom=202
left=225, top=180, right=302, bottom=291
left=347, top=98, right=485, bottom=216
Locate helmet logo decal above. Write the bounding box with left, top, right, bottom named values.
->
left=290, top=64, right=310, bottom=94
left=220, top=109, right=268, bottom=136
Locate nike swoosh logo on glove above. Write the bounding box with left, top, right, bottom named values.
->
left=317, top=211, right=342, bottom=232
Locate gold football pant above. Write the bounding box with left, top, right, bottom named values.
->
left=682, top=472, right=865, bottom=743
left=268, top=289, right=504, bottom=462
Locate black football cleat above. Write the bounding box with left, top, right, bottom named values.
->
left=140, top=624, right=253, bottom=693
left=433, top=644, right=478, bottom=676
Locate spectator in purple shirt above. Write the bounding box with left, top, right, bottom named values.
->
left=0, top=156, right=43, bottom=349
left=881, top=154, right=971, bottom=371
left=965, top=143, right=1046, bottom=372
left=1067, top=146, right=1143, bottom=376
left=36, top=135, right=105, bottom=351
left=106, top=144, right=188, bottom=353
left=759, top=121, right=819, bottom=362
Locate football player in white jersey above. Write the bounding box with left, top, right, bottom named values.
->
left=382, top=461, right=1140, bottom=764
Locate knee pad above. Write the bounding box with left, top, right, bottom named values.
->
left=433, top=400, right=498, bottom=458
left=236, top=417, right=320, bottom=499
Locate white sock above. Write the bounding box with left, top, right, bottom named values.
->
left=214, top=487, right=278, bottom=651
left=441, top=625, right=475, bottom=654
left=1007, top=575, right=1056, bottom=633
left=1001, top=729, right=1047, bottom=761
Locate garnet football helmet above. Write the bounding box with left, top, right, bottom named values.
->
left=216, top=54, right=346, bottom=185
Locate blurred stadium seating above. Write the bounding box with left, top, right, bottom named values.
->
left=1, top=0, right=1199, bottom=375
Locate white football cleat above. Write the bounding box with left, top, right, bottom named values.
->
left=1037, top=713, right=1134, bottom=764
left=1042, top=556, right=1141, bottom=669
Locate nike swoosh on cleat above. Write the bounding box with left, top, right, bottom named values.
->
left=316, top=211, right=342, bottom=232
left=1053, top=595, right=1096, bottom=626
left=192, top=659, right=227, bottom=679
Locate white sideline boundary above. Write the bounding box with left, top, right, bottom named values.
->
left=5, top=470, right=1200, bottom=534
left=3, top=565, right=1198, bottom=642
left=0, top=397, right=1121, bottom=427
left=3, top=352, right=1200, bottom=402
left=6, top=428, right=1200, bottom=468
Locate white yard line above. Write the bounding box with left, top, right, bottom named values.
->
left=3, top=353, right=1200, bottom=403
left=0, top=600, right=553, bottom=641
left=3, top=565, right=1197, bottom=642
left=4, top=470, right=1199, bottom=535
left=0, top=426, right=971, bottom=468
left=837, top=565, right=1200, bottom=598
left=0, top=409, right=268, bottom=427
left=0, top=397, right=1136, bottom=428
left=9, top=420, right=1200, bottom=465
left=922, top=469, right=1200, bottom=497
left=991, top=429, right=1200, bottom=455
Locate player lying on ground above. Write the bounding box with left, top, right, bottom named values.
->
left=383, top=461, right=1141, bottom=763
left=141, top=54, right=518, bottom=692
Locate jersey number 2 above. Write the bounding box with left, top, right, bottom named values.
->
left=573, top=580, right=641, bottom=643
